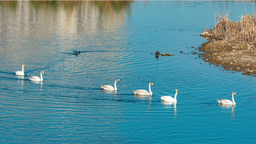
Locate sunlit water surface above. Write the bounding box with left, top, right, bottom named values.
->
left=1, top=1, right=256, bottom=143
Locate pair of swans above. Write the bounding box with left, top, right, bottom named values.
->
left=101, top=80, right=153, bottom=95
left=160, top=90, right=237, bottom=105
left=101, top=80, right=155, bottom=96
left=132, top=82, right=178, bottom=102
left=133, top=83, right=179, bottom=103
left=16, top=65, right=45, bottom=82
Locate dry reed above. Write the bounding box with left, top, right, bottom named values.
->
left=210, top=12, right=256, bottom=43
left=203, top=10, right=256, bottom=53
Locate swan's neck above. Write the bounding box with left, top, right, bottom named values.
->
left=174, top=92, right=178, bottom=100
left=114, top=80, right=117, bottom=90
left=22, top=67, right=24, bottom=72
left=232, top=94, right=235, bottom=103
left=148, top=84, right=152, bottom=94
left=40, top=73, right=43, bottom=81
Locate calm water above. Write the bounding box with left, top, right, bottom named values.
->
left=1, top=1, right=256, bottom=143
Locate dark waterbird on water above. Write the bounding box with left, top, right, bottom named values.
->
left=153, top=51, right=174, bottom=59
left=62, top=50, right=82, bottom=56
left=62, top=50, right=125, bottom=57
left=155, top=51, right=160, bottom=59
left=155, top=51, right=160, bottom=55
left=74, top=51, right=81, bottom=56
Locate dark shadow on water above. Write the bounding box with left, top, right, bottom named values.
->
left=47, top=84, right=100, bottom=91
left=0, top=71, right=17, bottom=75
left=61, top=50, right=152, bottom=57
left=90, top=97, right=139, bottom=104
left=26, top=55, right=69, bottom=73
left=200, top=101, right=219, bottom=106
left=61, top=50, right=149, bottom=55
left=0, top=76, right=29, bottom=81
left=109, top=93, right=134, bottom=96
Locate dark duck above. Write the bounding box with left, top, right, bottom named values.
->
left=74, top=51, right=81, bottom=56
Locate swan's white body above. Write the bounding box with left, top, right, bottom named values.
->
left=15, top=64, right=25, bottom=76
left=161, top=89, right=178, bottom=102
left=133, top=82, right=154, bottom=95
left=29, top=71, right=44, bottom=82
left=217, top=92, right=237, bottom=105
left=101, top=79, right=121, bottom=90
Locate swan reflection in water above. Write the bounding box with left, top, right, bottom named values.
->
left=16, top=76, right=25, bottom=89
left=30, top=81, right=44, bottom=89
left=134, top=95, right=152, bottom=110
left=134, top=94, right=151, bottom=99
left=16, top=75, right=25, bottom=80
left=219, top=104, right=235, bottom=117
left=102, top=89, right=117, bottom=96
left=161, top=101, right=177, bottom=116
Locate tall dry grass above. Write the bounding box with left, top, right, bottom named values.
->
left=207, top=11, right=256, bottom=45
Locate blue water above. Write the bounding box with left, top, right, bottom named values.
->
left=1, top=1, right=256, bottom=143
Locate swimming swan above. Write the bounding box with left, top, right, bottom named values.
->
left=217, top=92, right=237, bottom=105
left=15, top=64, right=25, bottom=76
left=29, top=71, right=44, bottom=82
left=101, top=79, right=121, bottom=90
left=133, top=82, right=154, bottom=95
left=161, top=89, right=178, bottom=103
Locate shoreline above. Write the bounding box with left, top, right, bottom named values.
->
left=197, top=36, right=256, bottom=75
left=197, top=12, right=256, bottom=76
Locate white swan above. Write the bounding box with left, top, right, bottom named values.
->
left=15, top=64, right=25, bottom=76
left=161, top=89, right=178, bottom=103
left=29, top=71, right=44, bottom=82
left=101, top=79, right=121, bottom=90
left=217, top=92, right=237, bottom=105
left=133, top=82, right=154, bottom=95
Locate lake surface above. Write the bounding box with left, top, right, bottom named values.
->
left=1, top=1, right=256, bottom=143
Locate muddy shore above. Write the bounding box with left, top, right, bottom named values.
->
left=197, top=37, right=256, bottom=75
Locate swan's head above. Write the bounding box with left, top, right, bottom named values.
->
left=149, top=82, right=154, bottom=85
left=175, top=89, right=178, bottom=93
left=41, top=71, right=45, bottom=74
left=232, top=92, right=237, bottom=95
left=116, top=79, right=121, bottom=81
left=22, top=64, right=25, bottom=67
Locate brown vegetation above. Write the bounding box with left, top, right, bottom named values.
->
left=199, top=11, right=256, bottom=75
